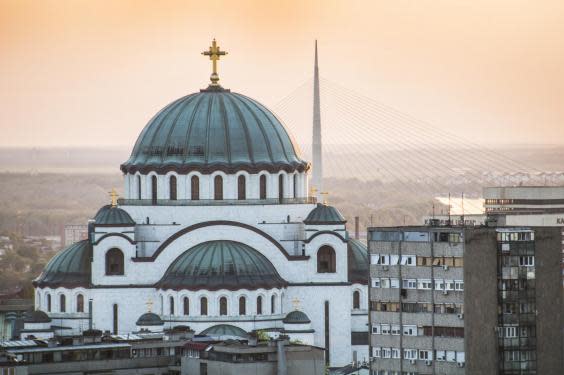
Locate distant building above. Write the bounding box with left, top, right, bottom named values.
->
left=368, top=225, right=563, bottom=375
left=63, top=224, right=88, bottom=246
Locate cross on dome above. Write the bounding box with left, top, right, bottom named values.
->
left=202, top=38, right=228, bottom=86
left=291, top=297, right=301, bottom=310
left=109, top=188, right=118, bottom=207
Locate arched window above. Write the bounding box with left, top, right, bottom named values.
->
left=271, top=295, right=276, bottom=314
left=169, top=176, right=177, bottom=200
left=183, top=297, right=189, bottom=316
left=237, top=175, right=246, bottom=200
left=137, top=175, right=142, bottom=199
left=200, top=297, right=208, bottom=316
left=353, top=291, right=360, bottom=309
left=256, top=296, right=263, bottom=315
left=60, top=294, right=66, bottom=313
left=259, top=175, right=267, bottom=200
left=278, top=175, right=284, bottom=201
left=46, top=294, right=51, bottom=312
left=151, top=175, right=158, bottom=204
left=76, top=294, right=84, bottom=313
left=113, top=304, right=118, bottom=334
left=239, top=296, right=246, bottom=315
left=219, top=297, right=228, bottom=316
left=317, top=246, right=336, bottom=273
left=293, top=174, right=297, bottom=198
left=191, top=176, right=200, bottom=200
left=106, top=248, right=124, bottom=275
left=36, top=291, right=41, bottom=309
left=214, top=175, right=223, bottom=200
left=169, top=296, right=175, bottom=315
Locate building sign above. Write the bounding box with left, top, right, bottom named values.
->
left=557, top=218, right=564, bottom=225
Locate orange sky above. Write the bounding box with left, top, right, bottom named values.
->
left=1, top=0, right=563, bottom=147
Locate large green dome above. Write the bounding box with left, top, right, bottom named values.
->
left=121, top=89, right=308, bottom=174
left=348, top=239, right=368, bottom=284
left=34, top=240, right=91, bottom=288
left=156, top=240, right=287, bottom=291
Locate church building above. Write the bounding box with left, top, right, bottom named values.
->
left=28, top=40, right=369, bottom=367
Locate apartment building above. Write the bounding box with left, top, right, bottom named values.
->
left=368, top=225, right=563, bottom=375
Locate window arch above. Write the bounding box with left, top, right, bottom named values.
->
left=169, top=176, right=177, bottom=200
left=353, top=290, right=360, bottom=309
left=60, top=294, right=66, bottom=313
left=271, top=295, right=276, bottom=314
left=256, top=296, right=263, bottom=315
left=237, top=175, right=246, bottom=200
left=137, top=175, right=142, bottom=199
left=106, top=248, right=124, bottom=275
left=317, top=246, right=336, bottom=273
left=200, top=297, right=208, bottom=316
left=151, top=175, right=158, bottom=204
left=214, top=175, right=223, bottom=200
left=191, top=175, right=200, bottom=200
left=36, top=291, right=41, bottom=309
left=259, top=175, right=267, bottom=199
left=169, top=296, right=175, bottom=315
left=239, top=296, right=246, bottom=315
left=219, top=297, right=228, bottom=316
left=183, top=297, right=189, bottom=316
left=76, top=294, right=84, bottom=313
left=46, top=294, right=52, bottom=312
left=278, top=174, right=284, bottom=201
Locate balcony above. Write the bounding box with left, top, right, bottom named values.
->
left=118, top=197, right=317, bottom=206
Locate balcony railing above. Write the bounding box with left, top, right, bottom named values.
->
left=118, top=197, right=317, bottom=206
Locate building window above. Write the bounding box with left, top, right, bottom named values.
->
left=271, top=295, right=276, bottom=314
left=105, top=248, right=124, bottom=275
left=169, top=296, right=175, bottom=315
left=183, top=297, right=189, bottom=315
left=76, top=294, right=84, bottom=313
left=353, top=291, right=360, bottom=309
left=169, top=176, right=177, bottom=200
left=519, top=255, right=534, bottom=266
left=256, top=296, right=263, bottom=315
left=191, top=176, right=200, bottom=200
left=113, top=304, right=118, bottom=334
left=237, top=175, right=246, bottom=200
left=137, top=175, right=142, bottom=199
left=60, top=294, right=66, bottom=313
left=278, top=174, right=284, bottom=201
left=239, top=296, right=246, bottom=315
left=46, top=294, right=51, bottom=312
left=317, top=246, right=336, bottom=273
left=200, top=297, right=208, bottom=316
left=404, top=349, right=417, bottom=360
left=151, top=175, right=158, bottom=204
left=259, top=175, right=267, bottom=199
left=219, top=297, right=228, bottom=316
left=214, top=176, right=223, bottom=200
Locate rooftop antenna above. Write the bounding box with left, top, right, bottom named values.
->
left=461, top=192, right=465, bottom=226
left=448, top=193, right=451, bottom=226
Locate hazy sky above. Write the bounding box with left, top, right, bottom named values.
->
left=1, top=0, right=563, bottom=148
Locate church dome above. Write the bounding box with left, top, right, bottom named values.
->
left=283, top=310, right=311, bottom=324
left=136, top=312, right=164, bottom=327
left=33, top=240, right=91, bottom=288
left=155, top=240, right=287, bottom=291
left=304, top=203, right=346, bottom=225
left=120, top=89, right=308, bottom=175
left=200, top=324, right=248, bottom=338
left=94, top=205, right=135, bottom=226
left=24, top=310, right=51, bottom=324
left=348, top=239, right=368, bottom=284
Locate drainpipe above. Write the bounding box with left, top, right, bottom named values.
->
left=277, top=337, right=288, bottom=375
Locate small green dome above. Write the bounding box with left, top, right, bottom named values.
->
left=200, top=324, right=247, bottom=338
left=136, top=312, right=164, bottom=326
left=94, top=205, right=135, bottom=226
left=34, top=240, right=91, bottom=288
left=121, top=90, right=308, bottom=175
left=156, top=240, right=287, bottom=291
left=304, top=204, right=346, bottom=225
left=24, top=310, right=51, bottom=323
left=283, top=310, right=311, bottom=324
left=348, top=239, right=368, bottom=284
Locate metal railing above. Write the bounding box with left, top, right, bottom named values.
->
left=118, top=197, right=317, bottom=206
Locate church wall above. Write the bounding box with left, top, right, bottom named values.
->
left=91, top=236, right=137, bottom=286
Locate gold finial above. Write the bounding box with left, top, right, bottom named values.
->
left=310, top=186, right=318, bottom=196
left=291, top=297, right=301, bottom=311
left=202, top=38, right=228, bottom=86
left=109, top=188, right=118, bottom=207
left=146, top=298, right=154, bottom=313
left=320, top=192, right=329, bottom=205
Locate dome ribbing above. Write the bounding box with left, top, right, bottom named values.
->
left=33, top=240, right=91, bottom=288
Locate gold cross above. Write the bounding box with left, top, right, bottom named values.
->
left=109, top=188, right=118, bottom=207
left=320, top=192, right=329, bottom=205
left=202, top=39, right=228, bottom=86
left=146, top=298, right=154, bottom=313
left=310, top=187, right=318, bottom=196
left=291, top=297, right=301, bottom=311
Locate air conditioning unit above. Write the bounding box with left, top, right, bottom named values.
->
left=457, top=313, right=464, bottom=319
left=443, top=265, right=449, bottom=271
left=443, top=290, right=448, bottom=295
left=457, top=362, right=465, bottom=368
left=425, top=360, right=432, bottom=366
left=409, top=359, right=416, bottom=365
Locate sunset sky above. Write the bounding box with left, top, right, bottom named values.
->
left=1, top=0, right=563, bottom=148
